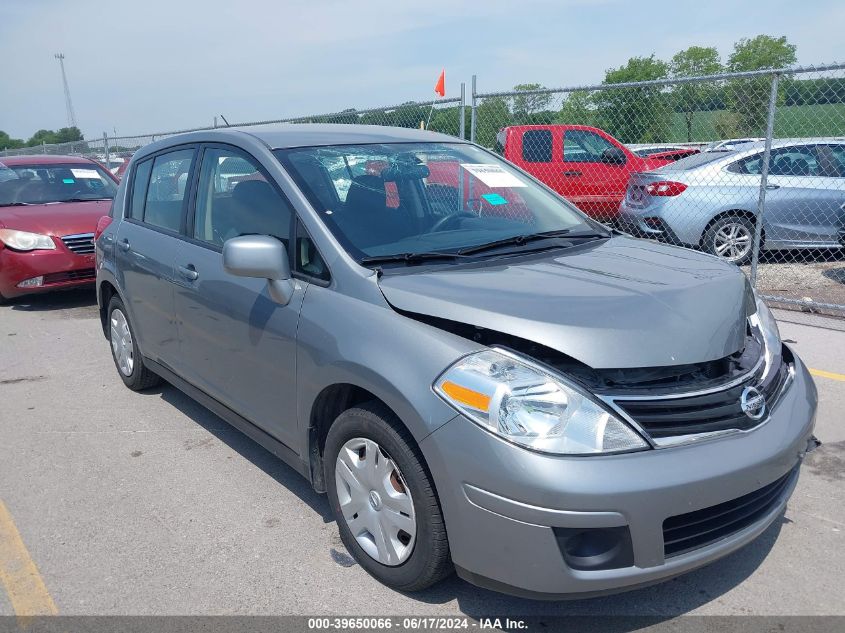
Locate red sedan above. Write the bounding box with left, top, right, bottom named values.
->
left=0, top=155, right=118, bottom=301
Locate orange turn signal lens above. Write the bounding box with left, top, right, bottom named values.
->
left=440, top=380, right=491, bottom=411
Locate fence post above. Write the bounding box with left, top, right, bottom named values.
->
left=750, top=72, right=780, bottom=287
left=470, top=75, right=477, bottom=144
left=103, top=132, right=110, bottom=170
left=459, top=82, right=466, bottom=140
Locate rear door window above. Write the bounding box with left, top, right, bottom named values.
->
left=521, top=130, right=552, bottom=163
left=143, top=149, right=195, bottom=232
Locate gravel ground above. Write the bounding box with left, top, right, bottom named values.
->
left=748, top=253, right=845, bottom=314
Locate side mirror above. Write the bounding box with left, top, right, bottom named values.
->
left=223, top=235, right=294, bottom=305
left=601, top=147, right=627, bottom=165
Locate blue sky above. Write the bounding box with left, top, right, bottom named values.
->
left=0, top=0, right=842, bottom=140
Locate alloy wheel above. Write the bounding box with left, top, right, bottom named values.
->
left=713, top=221, right=752, bottom=262
left=110, top=308, right=134, bottom=377
left=334, top=437, right=416, bottom=566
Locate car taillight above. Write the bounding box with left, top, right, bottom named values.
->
left=94, top=216, right=113, bottom=240
left=645, top=181, right=687, bottom=196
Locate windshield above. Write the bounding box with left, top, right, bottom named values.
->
left=0, top=162, right=117, bottom=206
left=275, top=142, right=596, bottom=261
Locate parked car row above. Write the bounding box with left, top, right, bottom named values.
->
left=494, top=124, right=845, bottom=264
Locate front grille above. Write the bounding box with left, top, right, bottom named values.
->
left=42, top=269, right=96, bottom=284
left=614, top=356, right=790, bottom=439
left=61, top=233, right=95, bottom=255
left=663, top=467, right=797, bottom=557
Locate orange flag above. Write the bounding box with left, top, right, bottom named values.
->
left=434, top=70, right=445, bottom=97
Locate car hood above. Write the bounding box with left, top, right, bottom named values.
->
left=378, top=236, right=750, bottom=369
left=0, top=200, right=110, bottom=237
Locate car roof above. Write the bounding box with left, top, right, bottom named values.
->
left=0, top=154, right=100, bottom=166
left=138, top=124, right=463, bottom=158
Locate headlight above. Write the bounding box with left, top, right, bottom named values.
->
left=434, top=349, right=649, bottom=455
left=0, top=228, right=56, bottom=251
left=749, top=294, right=782, bottom=383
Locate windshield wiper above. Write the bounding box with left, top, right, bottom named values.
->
left=457, top=228, right=608, bottom=256
left=0, top=202, right=34, bottom=207
left=53, top=197, right=112, bottom=203
left=360, top=251, right=469, bottom=266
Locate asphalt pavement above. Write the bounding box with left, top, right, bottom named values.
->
left=0, top=289, right=842, bottom=618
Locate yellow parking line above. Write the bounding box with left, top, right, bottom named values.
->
left=0, top=500, right=57, bottom=616
left=810, top=368, right=845, bottom=382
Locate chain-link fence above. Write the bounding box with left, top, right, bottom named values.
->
left=2, top=64, right=844, bottom=315
left=473, top=63, right=845, bottom=316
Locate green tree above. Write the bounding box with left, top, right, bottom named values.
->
left=555, top=90, right=595, bottom=126
left=725, top=35, right=797, bottom=136
left=428, top=106, right=469, bottom=137
left=510, top=83, right=553, bottom=123
left=26, top=127, right=84, bottom=146
left=475, top=97, right=511, bottom=149
left=594, top=55, right=670, bottom=143
left=387, top=102, right=428, bottom=129
left=0, top=130, right=26, bottom=150
left=670, top=46, right=722, bottom=141
left=313, top=108, right=359, bottom=124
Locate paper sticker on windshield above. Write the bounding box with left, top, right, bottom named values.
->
left=481, top=193, right=508, bottom=205
left=71, top=168, right=100, bottom=179
left=460, top=163, right=526, bottom=188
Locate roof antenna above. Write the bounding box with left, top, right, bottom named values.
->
left=220, top=114, right=230, bottom=127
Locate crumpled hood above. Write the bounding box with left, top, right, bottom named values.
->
left=0, top=200, right=110, bottom=237
left=378, top=236, right=750, bottom=369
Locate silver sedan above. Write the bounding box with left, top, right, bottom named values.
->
left=619, top=140, right=845, bottom=264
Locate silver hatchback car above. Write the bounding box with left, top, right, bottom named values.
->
left=620, top=140, right=845, bottom=264
left=96, top=125, right=817, bottom=599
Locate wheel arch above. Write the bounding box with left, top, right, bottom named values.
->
left=307, top=382, right=390, bottom=492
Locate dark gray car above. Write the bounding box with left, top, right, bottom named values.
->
left=95, top=125, right=818, bottom=599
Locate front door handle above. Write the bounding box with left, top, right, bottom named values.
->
left=562, top=170, right=582, bottom=177
left=178, top=265, right=199, bottom=281
left=118, top=238, right=130, bottom=252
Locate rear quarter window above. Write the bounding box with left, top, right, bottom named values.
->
left=129, top=159, right=153, bottom=219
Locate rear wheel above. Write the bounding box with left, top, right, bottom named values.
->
left=325, top=402, right=452, bottom=592
left=107, top=295, right=161, bottom=391
left=703, top=214, right=757, bottom=265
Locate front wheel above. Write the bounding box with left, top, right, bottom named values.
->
left=703, top=214, right=757, bottom=265
left=325, top=402, right=452, bottom=592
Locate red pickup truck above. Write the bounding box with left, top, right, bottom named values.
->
left=495, top=125, right=677, bottom=221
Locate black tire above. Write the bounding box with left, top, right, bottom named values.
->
left=106, top=295, right=161, bottom=391
left=324, top=401, right=452, bottom=592
left=703, top=214, right=757, bottom=265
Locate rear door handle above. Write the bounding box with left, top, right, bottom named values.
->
left=765, top=184, right=780, bottom=190
left=562, top=170, right=582, bottom=177
left=178, top=265, right=199, bottom=281
left=118, top=238, right=130, bottom=252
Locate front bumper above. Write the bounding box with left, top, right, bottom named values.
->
left=420, top=353, right=817, bottom=599
left=0, top=245, right=96, bottom=299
